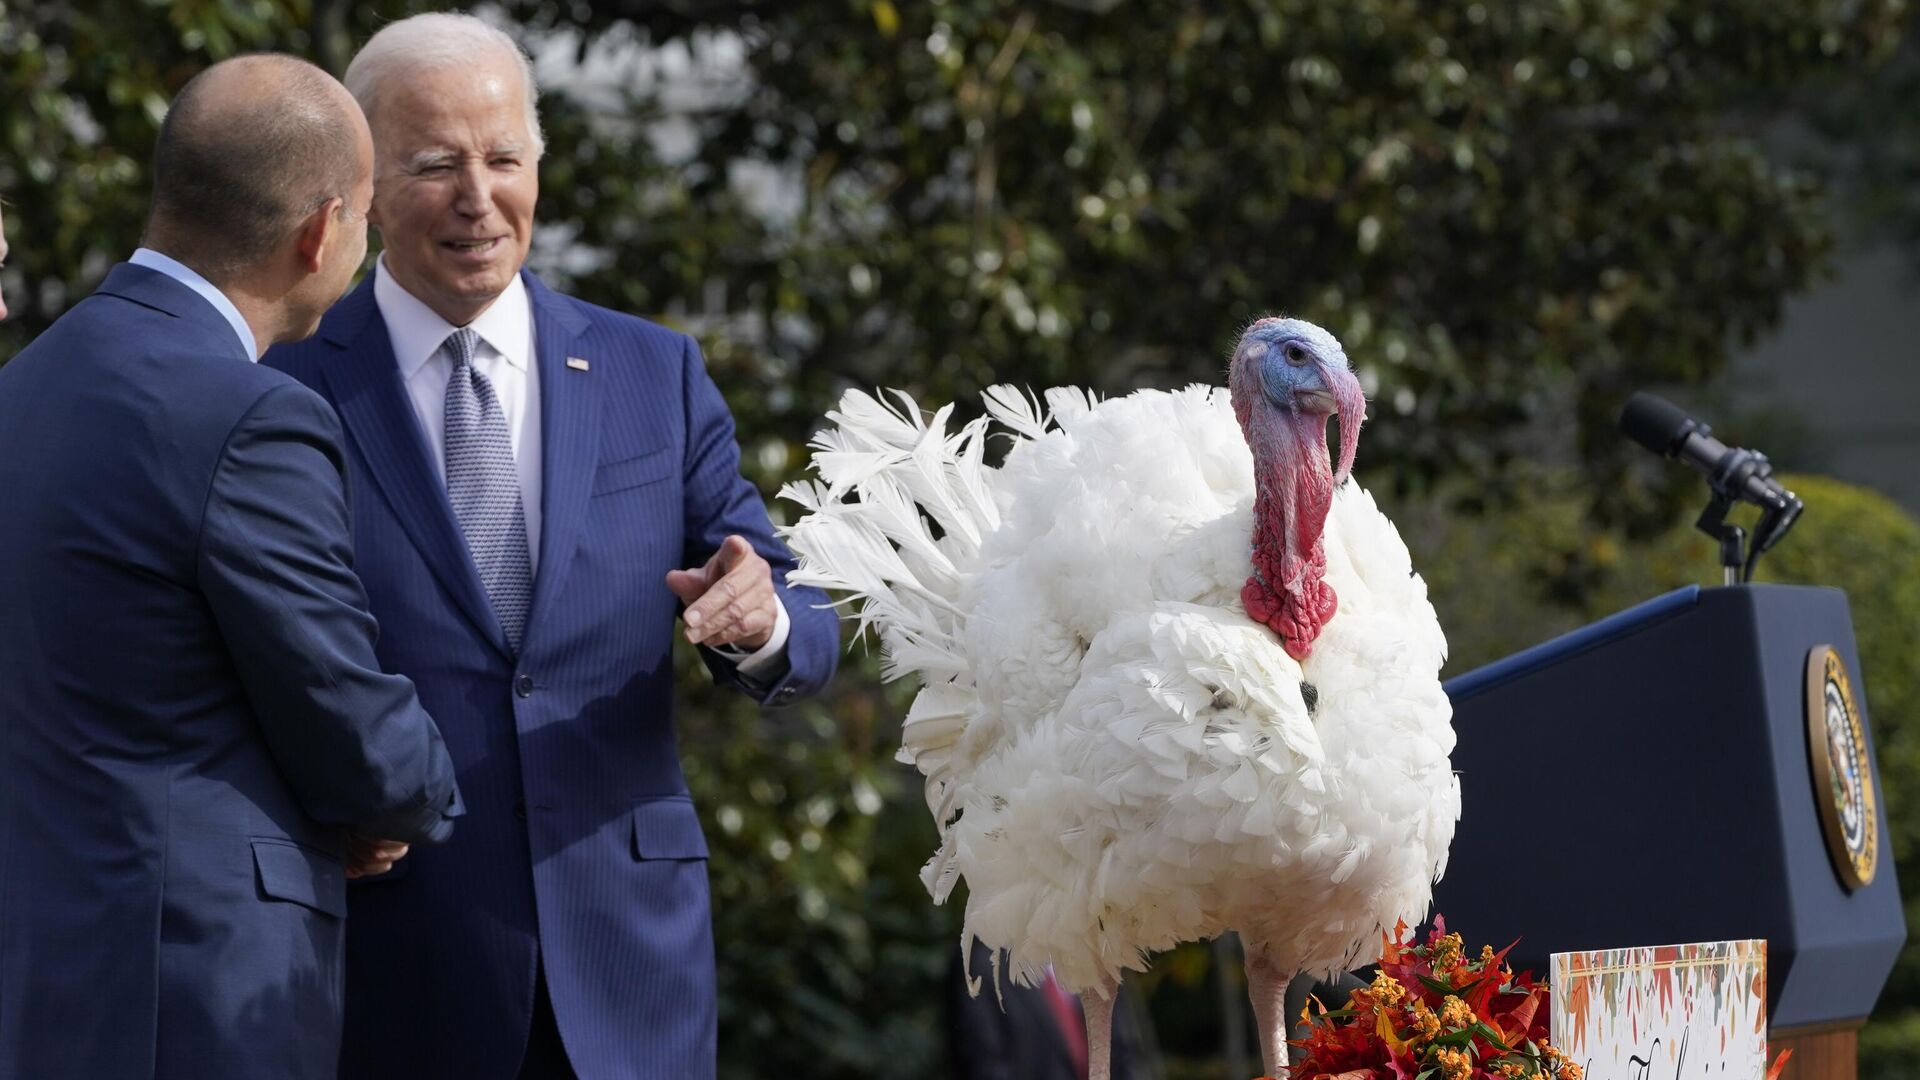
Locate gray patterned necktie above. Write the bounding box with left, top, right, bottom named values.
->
left=442, top=328, right=532, bottom=652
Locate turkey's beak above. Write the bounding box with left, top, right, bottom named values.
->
left=1325, top=361, right=1365, bottom=484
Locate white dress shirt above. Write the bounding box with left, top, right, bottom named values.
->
left=371, top=258, right=788, bottom=677
left=130, top=248, right=259, bottom=360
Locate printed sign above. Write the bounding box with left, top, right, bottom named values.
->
left=1551, top=940, right=1767, bottom=1079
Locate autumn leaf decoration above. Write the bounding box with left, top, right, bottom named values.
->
left=1280, top=917, right=1582, bottom=1080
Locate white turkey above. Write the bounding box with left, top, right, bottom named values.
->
left=779, top=318, right=1458, bottom=1078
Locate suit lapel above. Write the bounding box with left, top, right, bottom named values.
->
left=522, top=271, right=598, bottom=652
left=316, top=276, right=513, bottom=661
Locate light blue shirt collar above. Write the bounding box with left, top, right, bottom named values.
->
left=128, top=247, right=259, bottom=361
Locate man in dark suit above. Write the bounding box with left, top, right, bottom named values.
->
left=262, top=13, right=839, bottom=1080
left=0, top=56, right=463, bottom=1079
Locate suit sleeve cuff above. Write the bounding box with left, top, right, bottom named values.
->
left=712, top=594, right=790, bottom=680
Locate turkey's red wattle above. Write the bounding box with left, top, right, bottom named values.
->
left=1226, top=322, right=1367, bottom=660
left=1241, top=410, right=1339, bottom=659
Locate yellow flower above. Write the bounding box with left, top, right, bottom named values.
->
left=1432, top=1047, right=1472, bottom=1080
left=1410, top=1001, right=1442, bottom=1040
left=1370, top=970, right=1407, bottom=1006
left=1478, top=944, right=1498, bottom=969
left=1560, top=1063, right=1584, bottom=1080
left=1431, top=932, right=1464, bottom=972
left=1438, top=995, right=1474, bottom=1029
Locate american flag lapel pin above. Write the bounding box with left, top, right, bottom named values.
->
left=566, top=356, right=590, bottom=372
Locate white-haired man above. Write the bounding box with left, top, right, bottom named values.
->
left=263, top=13, right=839, bottom=1080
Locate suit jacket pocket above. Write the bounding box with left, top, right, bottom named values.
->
left=631, top=795, right=710, bottom=860
left=251, top=838, right=348, bottom=918
left=592, top=447, right=676, bottom=497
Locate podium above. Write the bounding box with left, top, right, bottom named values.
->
left=1434, top=584, right=1904, bottom=1079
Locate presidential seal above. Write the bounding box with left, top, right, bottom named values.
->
left=1807, top=645, right=1877, bottom=890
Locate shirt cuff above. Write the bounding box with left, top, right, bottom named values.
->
left=714, top=593, right=790, bottom=680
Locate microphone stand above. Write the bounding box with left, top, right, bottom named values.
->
left=1690, top=447, right=1802, bottom=585
left=1695, top=491, right=1747, bottom=587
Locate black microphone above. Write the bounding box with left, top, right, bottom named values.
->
left=1619, top=392, right=1802, bottom=554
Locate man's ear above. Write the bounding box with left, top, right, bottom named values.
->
left=293, top=197, right=344, bottom=273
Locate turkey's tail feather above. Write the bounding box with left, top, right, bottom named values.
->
left=779, top=384, right=1091, bottom=689
left=778, top=388, right=1005, bottom=687
left=781, top=386, right=1086, bottom=679
left=779, top=385, right=1084, bottom=903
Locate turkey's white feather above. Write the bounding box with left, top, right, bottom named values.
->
left=780, top=384, right=1459, bottom=993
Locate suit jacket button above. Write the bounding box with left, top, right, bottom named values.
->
left=515, top=674, right=534, bottom=698
left=513, top=800, right=528, bottom=822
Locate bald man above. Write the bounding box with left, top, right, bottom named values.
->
left=0, top=56, right=462, bottom=1080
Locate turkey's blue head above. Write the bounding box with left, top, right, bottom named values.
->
left=1226, top=317, right=1367, bottom=660
left=1234, top=318, right=1365, bottom=482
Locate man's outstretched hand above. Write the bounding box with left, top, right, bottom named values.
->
left=665, top=534, right=776, bottom=650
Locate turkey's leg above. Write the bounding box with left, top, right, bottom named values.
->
left=1084, top=979, right=1116, bottom=1080
left=1243, top=941, right=1292, bottom=1077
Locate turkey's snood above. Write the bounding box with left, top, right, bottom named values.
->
left=1234, top=359, right=1365, bottom=660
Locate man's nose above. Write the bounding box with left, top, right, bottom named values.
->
left=452, top=163, right=494, bottom=217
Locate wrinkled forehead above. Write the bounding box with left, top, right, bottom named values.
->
left=375, top=62, right=531, bottom=151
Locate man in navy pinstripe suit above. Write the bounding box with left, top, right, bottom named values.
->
left=263, top=14, right=839, bottom=1080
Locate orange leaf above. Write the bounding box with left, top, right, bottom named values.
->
left=1502, top=989, right=1540, bottom=1041
left=1765, top=1048, right=1795, bottom=1080
left=1375, top=1007, right=1414, bottom=1055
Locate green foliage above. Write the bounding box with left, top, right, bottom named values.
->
left=527, top=0, right=1904, bottom=526
left=1865, top=1010, right=1920, bottom=1080
left=674, top=641, right=955, bottom=1079
left=0, top=0, right=322, bottom=351
left=6, top=1, right=1909, bottom=508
